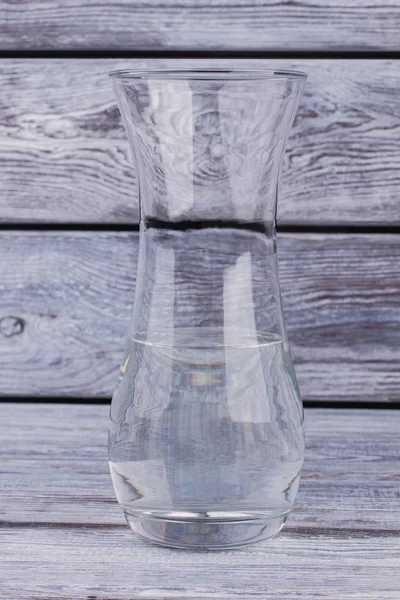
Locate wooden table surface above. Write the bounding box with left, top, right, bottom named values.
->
left=1, top=403, right=399, bottom=599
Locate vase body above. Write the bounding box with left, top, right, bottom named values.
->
left=109, top=69, right=306, bottom=549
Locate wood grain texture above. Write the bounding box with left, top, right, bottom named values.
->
left=1, top=59, right=399, bottom=225
left=2, top=527, right=399, bottom=599
left=0, top=231, right=398, bottom=401
left=1, top=403, right=400, bottom=599
left=1, top=0, right=400, bottom=51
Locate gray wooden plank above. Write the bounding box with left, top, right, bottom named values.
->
left=1, top=404, right=399, bottom=599
left=1, top=1, right=399, bottom=51
left=1, top=403, right=399, bottom=530
left=1, top=527, right=399, bottom=599
left=1, top=59, right=399, bottom=225
left=0, top=231, right=398, bottom=401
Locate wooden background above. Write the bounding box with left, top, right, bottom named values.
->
left=0, top=2, right=399, bottom=403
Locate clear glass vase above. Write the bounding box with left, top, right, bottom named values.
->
left=109, top=69, right=307, bottom=549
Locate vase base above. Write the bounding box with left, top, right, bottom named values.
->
left=124, top=511, right=288, bottom=550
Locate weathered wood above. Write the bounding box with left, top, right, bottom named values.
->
left=0, top=231, right=398, bottom=400
left=2, top=526, right=399, bottom=599
left=1, top=404, right=399, bottom=529
left=1, top=1, right=399, bottom=51
left=1, top=403, right=400, bottom=599
left=1, top=59, right=399, bottom=224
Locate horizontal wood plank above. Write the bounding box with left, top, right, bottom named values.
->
left=1, top=59, right=399, bottom=225
left=2, top=527, right=399, bottom=599
left=1, top=1, right=399, bottom=51
left=0, top=231, right=398, bottom=401
left=2, top=404, right=399, bottom=529
left=1, top=404, right=399, bottom=599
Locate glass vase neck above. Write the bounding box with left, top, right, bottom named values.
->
left=111, top=69, right=306, bottom=226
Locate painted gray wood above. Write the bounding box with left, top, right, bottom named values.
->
left=2, top=403, right=399, bottom=529
left=1, top=59, right=399, bottom=225
left=0, top=231, right=398, bottom=401
left=0, top=1, right=399, bottom=51
left=2, top=526, right=398, bottom=599
left=1, top=403, right=400, bottom=599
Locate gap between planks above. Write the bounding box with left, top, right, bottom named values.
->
left=0, top=223, right=400, bottom=235
left=1, top=397, right=400, bottom=409
left=2, top=51, right=400, bottom=59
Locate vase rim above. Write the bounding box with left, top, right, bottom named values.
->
left=109, top=69, right=307, bottom=81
